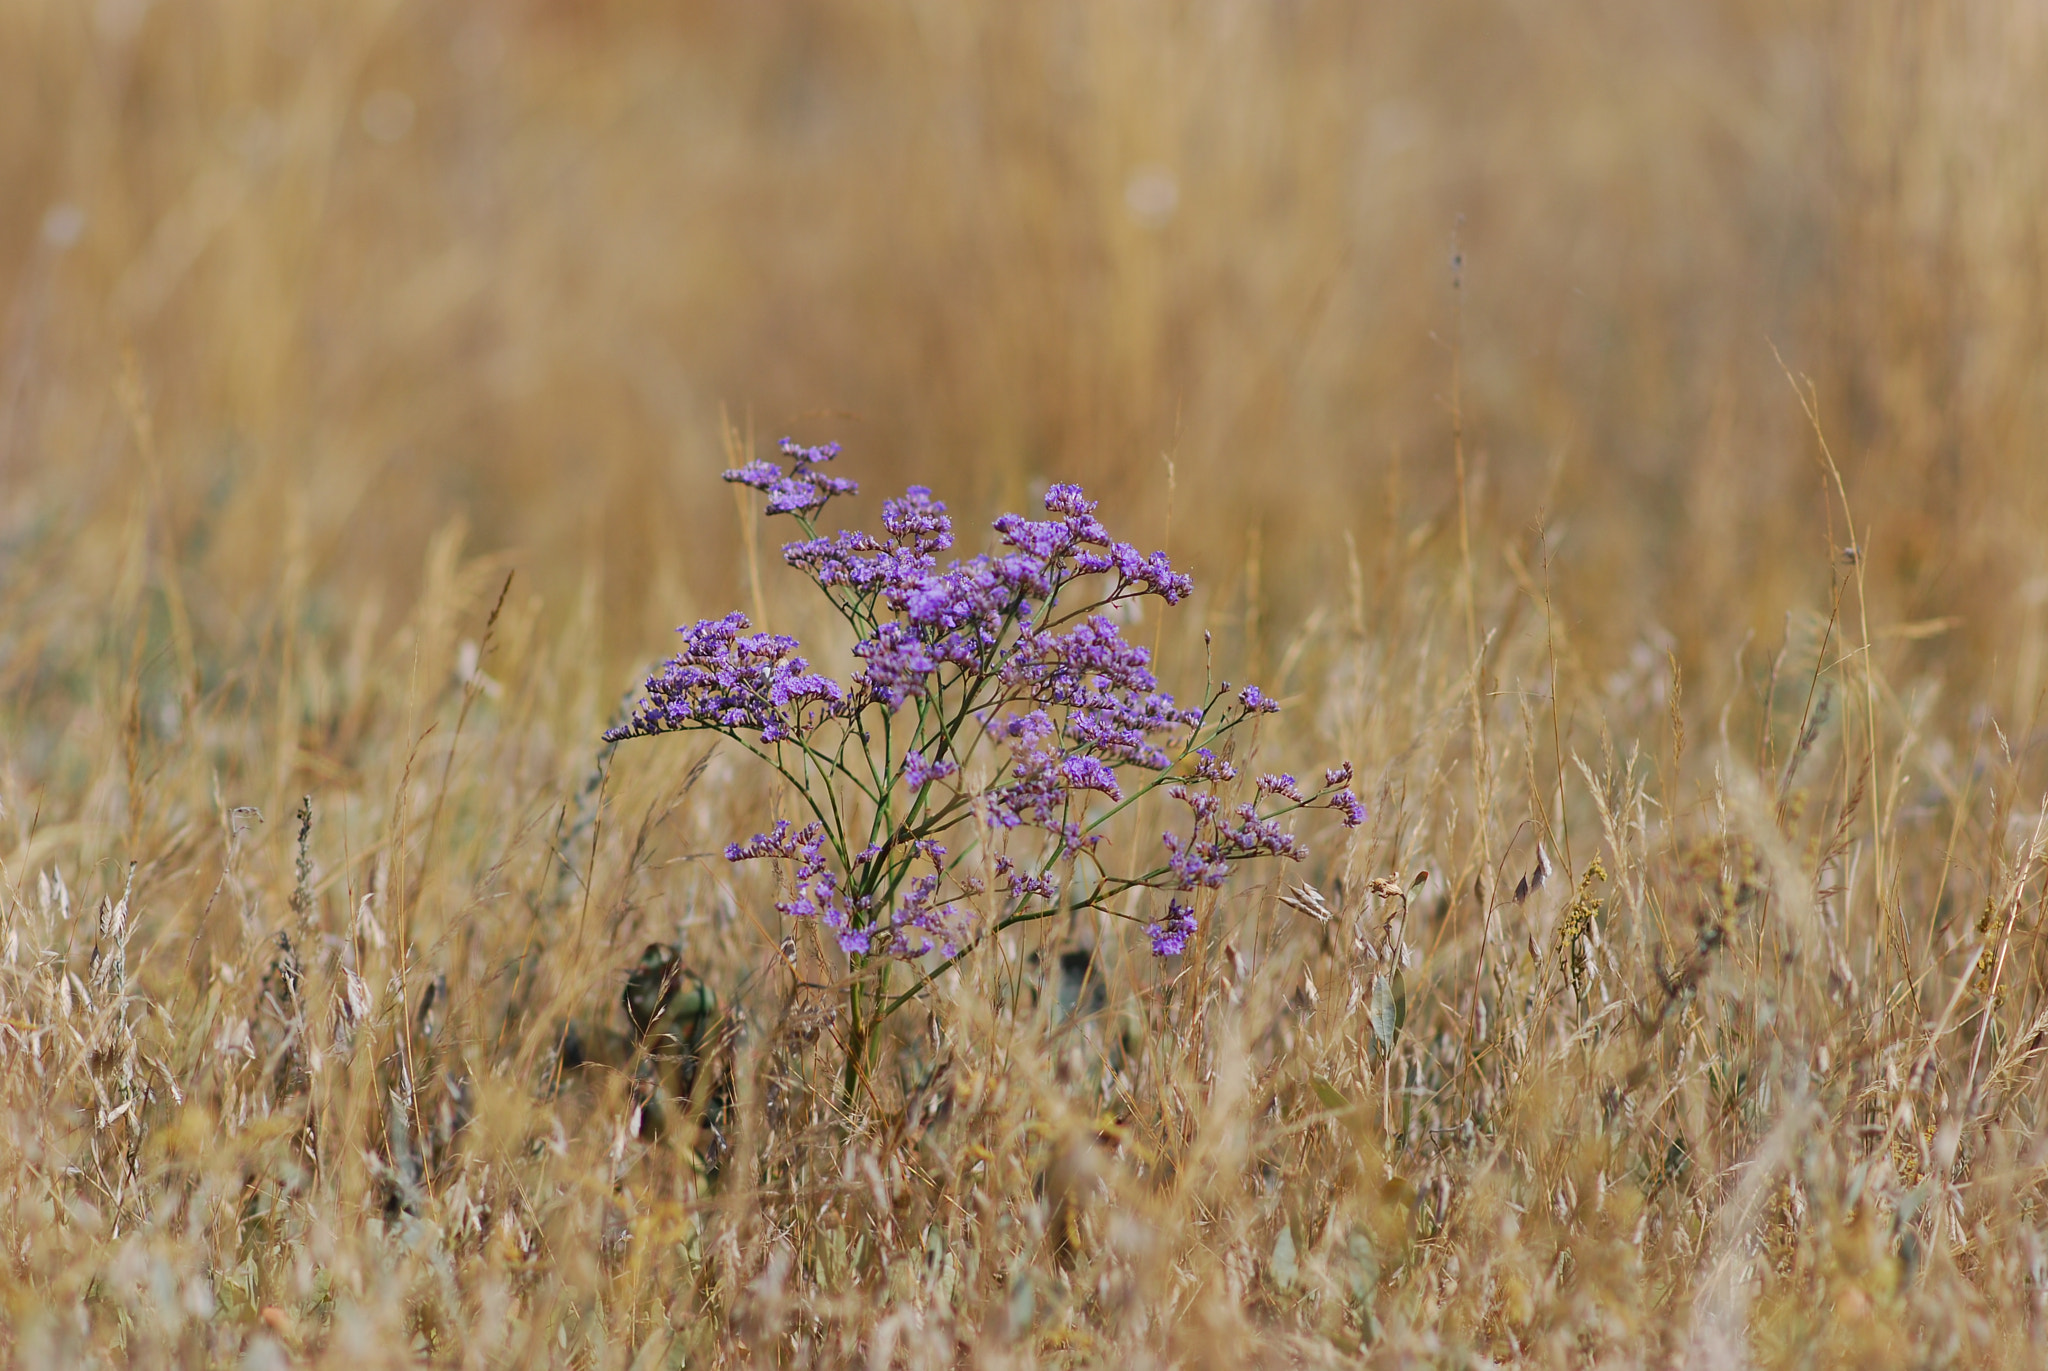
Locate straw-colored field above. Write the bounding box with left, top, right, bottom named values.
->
left=5, top=3, right=2048, bottom=1366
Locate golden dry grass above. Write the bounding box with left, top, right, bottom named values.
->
left=5, top=1, right=2048, bottom=1366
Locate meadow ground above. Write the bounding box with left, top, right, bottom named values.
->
left=5, top=2, right=2048, bottom=1366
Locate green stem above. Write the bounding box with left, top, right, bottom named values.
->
left=842, top=978, right=865, bottom=1108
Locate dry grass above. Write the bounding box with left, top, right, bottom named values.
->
left=6, top=1, right=2048, bottom=1366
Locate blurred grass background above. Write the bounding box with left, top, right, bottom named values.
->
left=7, top=3, right=2048, bottom=1364
left=7, top=0, right=2045, bottom=705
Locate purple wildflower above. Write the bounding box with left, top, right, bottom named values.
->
left=987, top=711, right=1068, bottom=829
left=725, top=819, right=824, bottom=864
left=901, top=749, right=958, bottom=789
left=606, top=613, right=845, bottom=744
left=1161, top=830, right=1230, bottom=889
left=624, top=441, right=1358, bottom=977
left=723, top=459, right=782, bottom=488
left=881, top=486, right=954, bottom=553
left=724, top=437, right=858, bottom=517
left=854, top=621, right=941, bottom=708
left=1061, top=755, right=1123, bottom=798
left=727, top=819, right=876, bottom=952
left=782, top=486, right=954, bottom=599
left=1222, top=802, right=1304, bottom=861
left=1006, top=869, right=1059, bottom=902
left=1004, top=616, right=1197, bottom=769
left=1257, top=773, right=1303, bottom=802
left=1147, top=899, right=1198, bottom=958
left=1043, top=483, right=1096, bottom=518
left=994, top=483, right=1193, bottom=605
left=874, top=845, right=978, bottom=959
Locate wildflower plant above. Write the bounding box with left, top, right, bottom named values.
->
left=607, top=440, right=1364, bottom=1051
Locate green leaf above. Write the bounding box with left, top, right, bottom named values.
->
left=1369, top=973, right=1402, bottom=1052
left=1311, top=1076, right=1353, bottom=1114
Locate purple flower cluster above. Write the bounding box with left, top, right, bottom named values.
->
left=993, top=854, right=1060, bottom=903
left=722, top=825, right=972, bottom=958
left=1003, top=616, right=1198, bottom=768
left=727, top=820, right=870, bottom=953
left=992, top=484, right=1192, bottom=604
left=899, top=748, right=957, bottom=790
left=724, top=438, right=858, bottom=516
left=1137, top=748, right=1371, bottom=955
left=859, top=560, right=1028, bottom=706
left=1239, top=684, right=1280, bottom=713
left=880, top=843, right=976, bottom=958
left=783, top=487, right=954, bottom=601
left=612, top=439, right=1366, bottom=981
left=781, top=477, right=1195, bottom=713
left=1158, top=790, right=1305, bottom=887
left=985, top=711, right=1084, bottom=835
left=1322, top=762, right=1368, bottom=828
left=1258, top=773, right=1303, bottom=801
left=606, top=612, right=845, bottom=744
left=1147, top=899, right=1198, bottom=958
